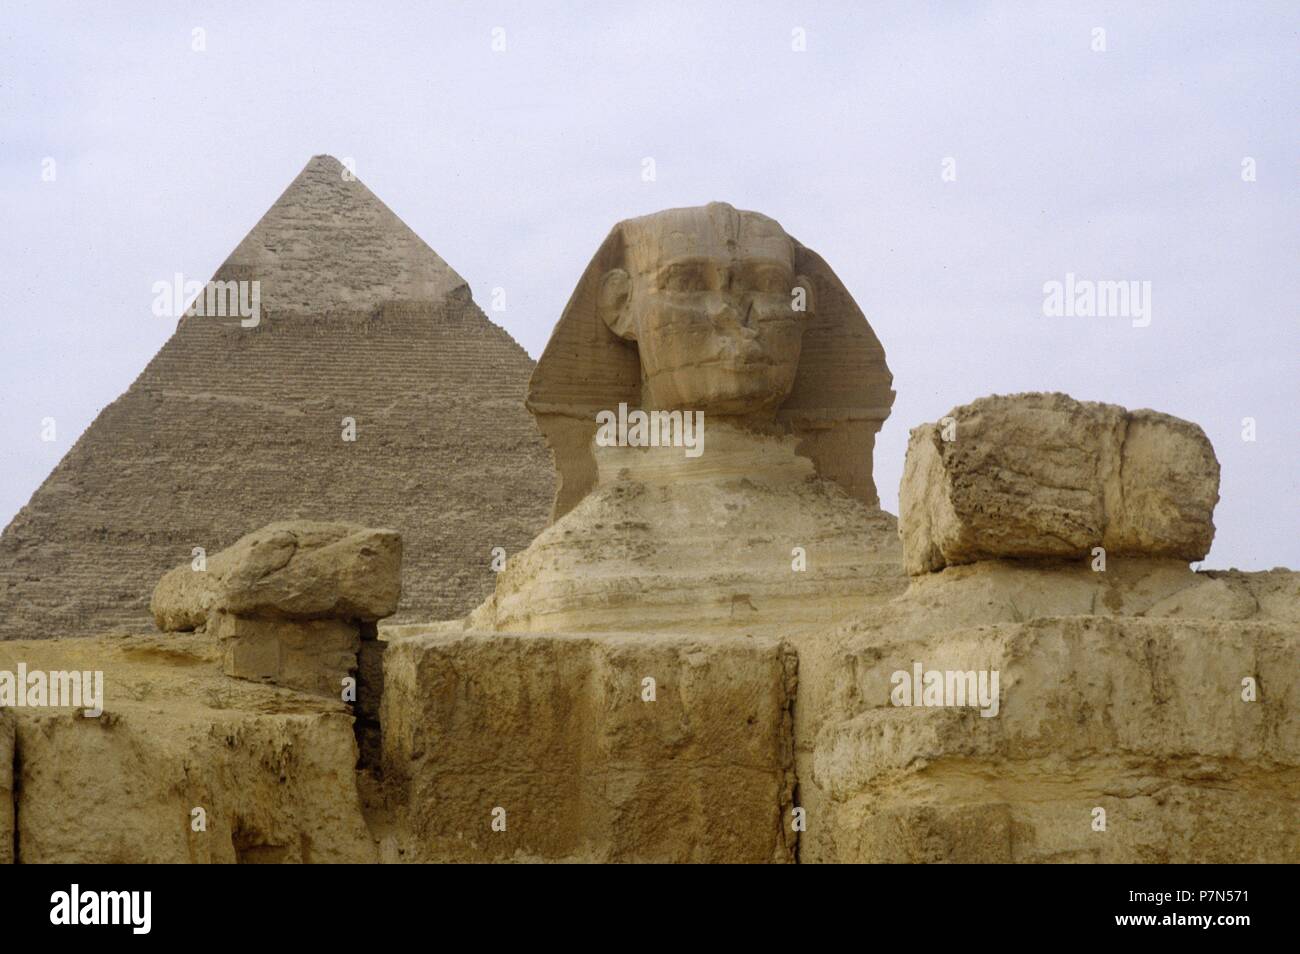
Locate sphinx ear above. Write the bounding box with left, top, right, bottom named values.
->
left=793, top=273, right=816, bottom=319
left=598, top=268, right=636, bottom=340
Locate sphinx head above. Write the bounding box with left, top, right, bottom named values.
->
left=596, top=203, right=814, bottom=415
left=528, top=202, right=893, bottom=520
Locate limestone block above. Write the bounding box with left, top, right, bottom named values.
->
left=899, top=393, right=1219, bottom=574
left=381, top=630, right=798, bottom=862
left=152, top=520, right=402, bottom=630
left=812, top=616, right=1299, bottom=862
left=211, top=612, right=359, bottom=697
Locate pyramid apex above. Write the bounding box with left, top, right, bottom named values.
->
left=213, top=156, right=469, bottom=314
left=306, top=154, right=344, bottom=170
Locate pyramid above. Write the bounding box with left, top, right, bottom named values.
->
left=0, top=156, right=554, bottom=639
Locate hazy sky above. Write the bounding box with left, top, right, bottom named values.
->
left=2, top=1, right=1296, bottom=569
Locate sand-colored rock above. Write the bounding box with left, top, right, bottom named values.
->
left=442, top=206, right=1293, bottom=865
left=152, top=520, right=402, bottom=629
left=212, top=613, right=360, bottom=697
left=528, top=201, right=894, bottom=519
left=152, top=520, right=400, bottom=696
left=809, top=616, right=1298, bottom=863
left=781, top=551, right=1300, bottom=864
left=380, top=628, right=798, bottom=862
left=469, top=421, right=906, bottom=636
left=0, top=633, right=376, bottom=863
left=0, top=710, right=12, bottom=864
left=899, top=393, right=1220, bottom=574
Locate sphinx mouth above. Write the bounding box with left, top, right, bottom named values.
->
left=732, top=344, right=774, bottom=366
left=687, top=350, right=775, bottom=371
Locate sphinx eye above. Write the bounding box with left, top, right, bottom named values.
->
left=744, top=266, right=790, bottom=294
left=660, top=263, right=707, bottom=292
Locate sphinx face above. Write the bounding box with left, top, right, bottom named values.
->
left=601, top=204, right=813, bottom=415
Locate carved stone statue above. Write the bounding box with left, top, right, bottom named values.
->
left=595, top=203, right=814, bottom=415
left=527, top=202, right=894, bottom=519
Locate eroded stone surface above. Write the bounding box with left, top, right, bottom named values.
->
left=0, top=710, right=12, bottom=864
left=899, top=393, right=1219, bottom=574
left=0, top=633, right=376, bottom=863
left=470, top=422, right=906, bottom=636
left=152, top=520, right=402, bottom=629
left=212, top=612, right=360, bottom=697
left=381, top=629, right=798, bottom=862
left=152, top=521, right=400, bottom=697
left=809, top=616, right=1298, bottom=862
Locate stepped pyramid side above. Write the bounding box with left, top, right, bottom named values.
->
left=0, top=157, right=553, bottom=639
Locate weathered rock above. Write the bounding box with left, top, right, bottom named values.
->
left=151, top=521, right=401, bottom=697
left=0, top=633, right=377, bottom=863
left=899, top=393, right=1219, bottom=574
left=212, top=612, right=360, bottom=697
left=152, top=520, right=402, bottom=629
left=470, top=421, right=905, bottom=636
left=0, top=710, right=12, bottom=864
left=4, top=174, right=1289, bottom=870
left=810, top=616, right=1299, bottom=863
left=381, top=629, right=798, bottom=862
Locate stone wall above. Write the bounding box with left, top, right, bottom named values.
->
left=381, top=629, right=799, bottom=862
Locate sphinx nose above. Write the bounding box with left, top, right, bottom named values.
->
left=708, top=296, right=755, bottom=333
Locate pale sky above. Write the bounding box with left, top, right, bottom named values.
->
left=1, top=1, right=1296, bottom=569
